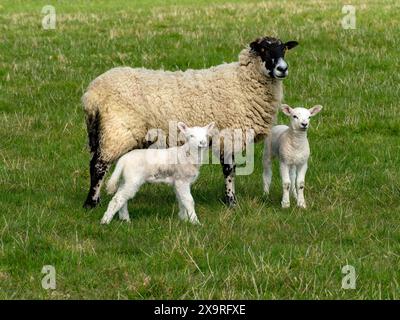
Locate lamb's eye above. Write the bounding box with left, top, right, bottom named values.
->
left=293, top=115, right=298, bottom=119
left=190, top=134, right=195, bottom=138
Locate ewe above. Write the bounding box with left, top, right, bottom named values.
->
left=82, top=36, right=298, bottom=209
left=263, top=104, right=322, bottom=208
left=100, top=122, right=215, bottom=225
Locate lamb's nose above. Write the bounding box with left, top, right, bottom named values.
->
left=301, top=122, right=308, bottom=128
left=277, top=65, right=288, bottom=72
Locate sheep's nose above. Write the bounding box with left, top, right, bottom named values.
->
left=301, top=122, right=308, bottom=128
left=277, top=65, right=288, bottom=72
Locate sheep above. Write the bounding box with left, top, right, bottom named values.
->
left=82, top=36, right=299, bottom=209
left=100, top=122, right=215, bottom=225
left=263, top=104, right=323, bottom=208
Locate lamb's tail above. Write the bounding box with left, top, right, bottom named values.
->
left=106, top=161, right=123, bottom=194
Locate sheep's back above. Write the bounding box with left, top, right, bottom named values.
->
left=86, top=64, right=248, bottom=130
left=85, top=57, right=282, bottom=156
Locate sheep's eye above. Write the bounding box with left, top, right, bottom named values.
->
left=190, top=134, right=195, bottom=138
left=293, top=115, right=298, bottom=119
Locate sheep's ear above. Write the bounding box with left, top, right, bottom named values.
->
left=250, top=38, right=263, bottom=54
left=205, top=122, right=215, bottom=132
left=285, top=41, right=299, bottom=50
left=281, top=104, right=293, bottom=116
left=309, top=105, right=323, bottom=116
left=177, top=122, right=188, bottom=133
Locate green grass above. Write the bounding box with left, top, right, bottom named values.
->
left=0, top=0, right=399, bottom=299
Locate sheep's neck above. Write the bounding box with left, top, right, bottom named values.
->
left=237, top=51, right=284, bottom=130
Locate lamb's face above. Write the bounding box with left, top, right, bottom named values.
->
left=177, top=122, right=215, bottom=149
left=250, top=37, right=298, bottom=79
left=281, top=104, right=323, bottom=131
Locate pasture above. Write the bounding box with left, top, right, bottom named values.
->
left=0, top=0, right=399, bottom=299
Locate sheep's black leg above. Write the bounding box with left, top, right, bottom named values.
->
left=220, top=154, right=237, bottom=207
left=83, top=151, right=109, bottom=209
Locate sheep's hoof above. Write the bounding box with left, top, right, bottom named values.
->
left=225, top=195, right=237, bottom=208
left=83, top=198, right=100, bottom=209
left=229, top=202, right=237, bottom=208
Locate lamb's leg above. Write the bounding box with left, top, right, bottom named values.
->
left=263, top=137, right=273, bottom=195
left=118, top=202, right=130, bottom=222
left=175, top=192, right=188, bottom=222
left=100, top=191, right=128, bottom=225
left=83, top=151, right=110, bottom=209
left=279, top=162, right=291, bottom=208
left=174, top=182, right=200, bottom=225
left=290, top=165, right=297, bottom=200
left=101, top=180, right=142, bottom=224
left=221, top=154, right=237, bottom=207
left=296, top=162, right=308, bottom=209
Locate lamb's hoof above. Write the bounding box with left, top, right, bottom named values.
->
left=83, top=198, right=100, bottom=209
left=100, top=216, right=111, bottom=225
left=281, top=201, right=290, bottom=208
left=190, top=219, right=202, bottom=226
left=178, top=212, right=189, bottom=222
left=119, top=217, right=131, bottom=223
left=297, top=201, right=307, bottom=209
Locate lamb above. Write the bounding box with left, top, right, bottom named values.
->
left=82, top=36, right=299, bottom=209
left=100, top=122, right=215, bottom=225
left=263, top=104, right=323, bottom=208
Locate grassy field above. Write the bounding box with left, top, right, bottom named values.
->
left=0, top=0, right=399, bottom=299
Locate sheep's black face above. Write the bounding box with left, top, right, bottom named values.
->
left=250, top=37, right=298, bottom=79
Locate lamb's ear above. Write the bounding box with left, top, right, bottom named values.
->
left=281, top=104, right=293, bottom=117
left=177, top=122, right=188, bottom=133
left=309, top=105, right=323, bottom=117
left=205, top=122, right=215, bottom=132
left=285, top=41, right=299, bottom=50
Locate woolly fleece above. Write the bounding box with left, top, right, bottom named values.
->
left=83, top=48, right=283, bottom=162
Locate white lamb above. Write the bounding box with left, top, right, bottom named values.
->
left=263, top=104, right=323, bottom=208
left=100, top=122, right=215, bottom=225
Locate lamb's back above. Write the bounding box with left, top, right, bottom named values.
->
left=271, top=125, right=289, bottom=156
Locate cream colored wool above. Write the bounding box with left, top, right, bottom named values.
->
left=83, top=48, right=283, bottom=163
